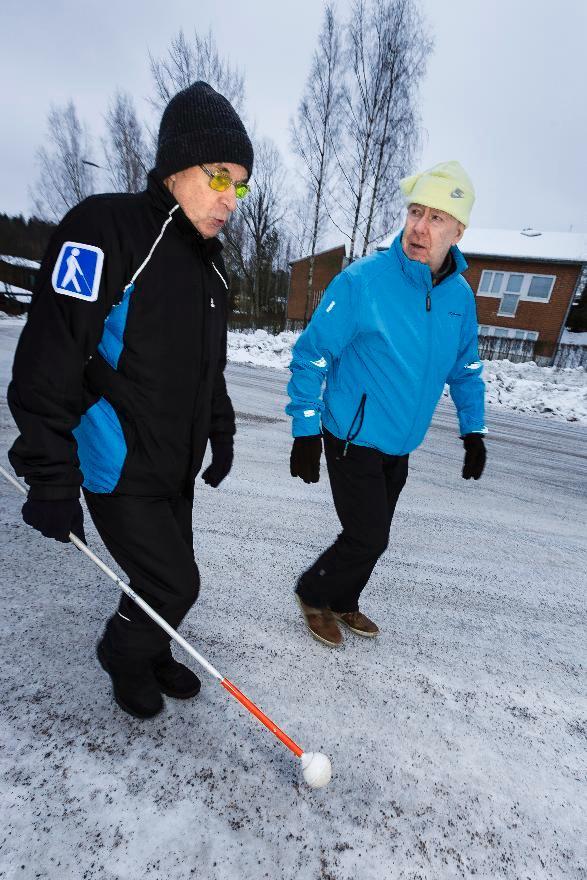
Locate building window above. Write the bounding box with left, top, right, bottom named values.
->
left=506, top=274, right=523, bottom=293
left=478, top=325, right=538, bottom=341
left=498, top=293, right=520, bottom=316
left=477, top=325, right=539, bottom=360
left=477, top=270, right=556, bottom=306
left=527, top=275, right=554, bottom=299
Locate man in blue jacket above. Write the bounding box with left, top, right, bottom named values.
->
left=286, top=160, right=487, bottom=647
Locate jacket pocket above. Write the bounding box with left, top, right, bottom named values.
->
left=345, top=392, right=367, bottom=445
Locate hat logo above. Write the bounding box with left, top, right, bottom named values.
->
left=450, top=188, right=465, bottom=199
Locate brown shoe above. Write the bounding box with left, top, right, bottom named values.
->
left=332, top=610, right=380, bottom=638
left=295, top=595, right=343, bottom=647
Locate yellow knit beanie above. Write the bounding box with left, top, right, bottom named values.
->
left=399, top=160, right=475, bottom=227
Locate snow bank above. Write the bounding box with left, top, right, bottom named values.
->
left=0, top=312, right=26, bottom=323
left=227, top=329, right=299, bottom=370
left=227, top=330, right=587, bottom=424
left=476, top=359, right=587, bottom=423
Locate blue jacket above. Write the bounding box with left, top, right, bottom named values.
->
left=286, top=233, right=485, bottom=455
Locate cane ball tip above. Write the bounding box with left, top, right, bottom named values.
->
left=301, top=752, right=332, bottom=788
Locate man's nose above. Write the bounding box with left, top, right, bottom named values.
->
left=414, top=214, right=429, bottom=234
left=223, top=187, right=238, bottom=212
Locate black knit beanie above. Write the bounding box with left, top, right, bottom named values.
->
left=155, top=81, right=254, bottom=179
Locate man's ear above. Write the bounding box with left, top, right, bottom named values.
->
left=452, top=221, right=465, bottom=245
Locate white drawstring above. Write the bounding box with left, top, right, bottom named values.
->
left=123, top=205, right=180, bottom=292
left=122, top=204, right=228, bottom=294
left=211, top=260, right=228, bottom=290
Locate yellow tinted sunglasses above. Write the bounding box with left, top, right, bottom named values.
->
left=200, top=164, right=250, bottom=199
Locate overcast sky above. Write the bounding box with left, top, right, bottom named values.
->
left=2, top=0, right=586, bottom=235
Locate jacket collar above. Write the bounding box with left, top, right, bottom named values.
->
left=391, top=231, right=467, bottom=290
left=432, top=250, right=455, bottom=286
left=146, top=170, right=224, bottom=261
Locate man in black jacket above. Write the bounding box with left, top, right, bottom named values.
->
left=8, top=81, right=254, bottom=719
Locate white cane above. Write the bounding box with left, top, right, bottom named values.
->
left=0, top=464, right=331, bottom=789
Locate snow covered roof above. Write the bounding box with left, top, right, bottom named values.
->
left=460, top=229, right=587, bottom=264
left=0, top=254, right=40, bottom=269
left=376, top=229, right=587, bottom=264
left=1, top=282, right=32, bottom=301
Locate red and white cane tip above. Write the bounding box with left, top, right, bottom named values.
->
left=301, top=752, right=332, bottom=788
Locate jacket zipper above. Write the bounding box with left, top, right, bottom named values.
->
left=401, top=288, right=433, bottom=451
left=342, top=392, right=367, bottom=457
left=186, top=259, right=226, bottom=487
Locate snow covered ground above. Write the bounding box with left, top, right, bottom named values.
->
left=0, top=324, right=586, bottom=879
left=227, top=330, right=587, bottom=424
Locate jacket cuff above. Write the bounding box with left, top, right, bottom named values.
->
left=27, top=483, right=81, bottom=501
left=458, top=416, right=487, bottom=436
left=292, top=411, right=322, bottom=437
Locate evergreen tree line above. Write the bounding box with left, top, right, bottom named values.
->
left=0, top=214, right=54, bottom=261
left=21, top=1, right=432, bottom=327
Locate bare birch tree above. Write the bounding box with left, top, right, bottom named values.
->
left=359, top=0, right=431, bottom=254
left=240, top=139, right=285, bottom=319
left=223, top=138, right=285, bottom=319
left=288, top=192, right=318, bottom=260
left=103, top=91, right=152, bottom=193
left=149, top=29, right=245, bottom=113
left=221, top=209, right=254, bottom=312
left=290, top=4, right=343, bottom=325
left=31, top=102, right=96, bottom=222
left=335, top=0, right=431, bottom=259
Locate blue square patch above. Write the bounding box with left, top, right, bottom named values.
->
left=52, top=241, right=104, bottom=301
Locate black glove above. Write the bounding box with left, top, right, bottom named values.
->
left=290, top=435, right=322, bottom=484
left=462, top=433, right=486, bottom=480
left=22, top=497, right=86, bottom=543
left=202, top=436, right=234, bottom=488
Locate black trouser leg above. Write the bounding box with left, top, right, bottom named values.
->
left=297, top=430, right=408, bottom=612
left=83, top=491, right=199, bottom=662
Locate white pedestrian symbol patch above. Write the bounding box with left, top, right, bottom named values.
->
left=52, top=241, right=104, bottom=301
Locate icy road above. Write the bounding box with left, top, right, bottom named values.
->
left=0, top=323, right=585, bottom=879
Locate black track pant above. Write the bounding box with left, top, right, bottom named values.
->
left=83, top=491, right=199, bottom=662
left=297, top=429, right=408, bottom=612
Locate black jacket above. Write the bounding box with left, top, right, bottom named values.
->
left=8, top=172, right=235, bottom=500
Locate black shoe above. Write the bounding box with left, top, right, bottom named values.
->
left=97, top=639, right=163, bottom=720
left=152, top=648, right=201, bottom=699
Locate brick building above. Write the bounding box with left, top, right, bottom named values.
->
left=287, top=245, right=347, bottom=326
left=459, top=228, right=587, bottom=362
